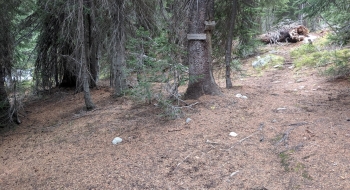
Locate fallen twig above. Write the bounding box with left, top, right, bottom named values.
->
left=173, top=102, right=199, bottom=109
left=230, top=170, right=239, bottom=177
left=174, top=151, right=196, bottom=171
left=289, top=122, right=308, bottom=127
left=238, top=131, right=259, bottom=143
left=206, top=139, right=219, bottom=144
left=276, top=127, right=296, bottom=146
left=227, top=123, right=265, bottom=150
left=168, top=128, right=183, bottom=132
left=275, top=122, right=308, bottom=146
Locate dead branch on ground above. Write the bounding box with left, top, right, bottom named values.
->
left=258, top=25, right=309, bottom=44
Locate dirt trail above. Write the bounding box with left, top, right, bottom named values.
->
left=1, top=41, right=350, bottom=189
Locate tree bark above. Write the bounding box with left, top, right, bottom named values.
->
left=185, top=0, right=221, bottom=99
left=82, top=61, right=95, bottom=110
left=86, top=0, right=99, bottom=88
left=0, top=68, right=10, bottom=127
left=0, top=6, right=13, bottom=126
left=299, top=3, right=307, bottom=27
left=79, top=0, right=95, bottom=110
left=111, top=0, right=127, bottom=97
left=224, top=0, right=237, bottom=89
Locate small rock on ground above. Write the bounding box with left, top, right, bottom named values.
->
left=112, top=137, right=123, bottom=145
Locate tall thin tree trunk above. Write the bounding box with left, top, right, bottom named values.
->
left=87, top=0, right=99, bottom=88
left=82, top=60, right=95, bottom=110
left=299, top=3, right=306, bottom=26
left=113, top=32, right=127, bottom=97
left=79, top=0, right=95, bottom=110
left=0, top=6, right=13, bottom=126
left=185, top=0, right=221, bottom=99
left=53, top=45, right=59, bottom=87
left=224, top=0, right=237, bottom=89
left=0, top=68, right=10, bottom=127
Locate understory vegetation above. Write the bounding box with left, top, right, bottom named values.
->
left=1, top=0, right=350, bottom=126
left=291, top=34, right=350, bottom=78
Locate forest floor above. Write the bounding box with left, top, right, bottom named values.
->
left=1, top=32, right=350, bottom=190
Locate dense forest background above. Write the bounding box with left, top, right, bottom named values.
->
left=1, top=0, right=350, bottom=127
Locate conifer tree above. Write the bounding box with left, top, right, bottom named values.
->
left=0, top=0, right=19, bottom=126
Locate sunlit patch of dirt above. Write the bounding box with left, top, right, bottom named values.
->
left=1, top=36, right=350, bottom=189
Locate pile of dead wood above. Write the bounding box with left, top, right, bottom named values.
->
left=259, top=25, right=309, bottom=44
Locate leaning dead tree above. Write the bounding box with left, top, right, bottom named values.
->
left=259, top=24, right=309, bottom=44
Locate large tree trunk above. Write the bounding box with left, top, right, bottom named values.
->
left=111, top=0, right=127, bottom=97
left=224, top=0, right=237, bottom=89
left=185, top=0, right=221, bottom=99
left=112, top=34, right=127, bottom=97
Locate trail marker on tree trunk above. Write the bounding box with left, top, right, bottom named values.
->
left=204, top=21, right=215, bottom=31
left=184, top=0, right=221, bottom=99
left=187, top=33, right=207, bottom=40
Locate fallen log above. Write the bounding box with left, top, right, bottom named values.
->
left=259, top=25, right=309, bottom=44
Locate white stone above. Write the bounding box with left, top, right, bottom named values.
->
left=229, top=132, right=238, bottom=137
left=230, top=170, right=239, bottom=177
left=112, top=137, right=123, bottom=145
left=236, top=94, right=247, bottom=99
left=303, top=34, right=317, bottom=43
left=277, top=107, right=287, bottom=111
left=186, top=118, right=192, bottom=123
left=296, top=79, right=304, bottom=83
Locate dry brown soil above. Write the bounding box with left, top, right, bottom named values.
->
left=1, top=38, right=350, bottom=189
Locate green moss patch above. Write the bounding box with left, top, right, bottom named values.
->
left=252, top=54, right=285, bottom=69
left=291, top=34, right=350, bottom=77
left=293, top=48, right=350, bottom=69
